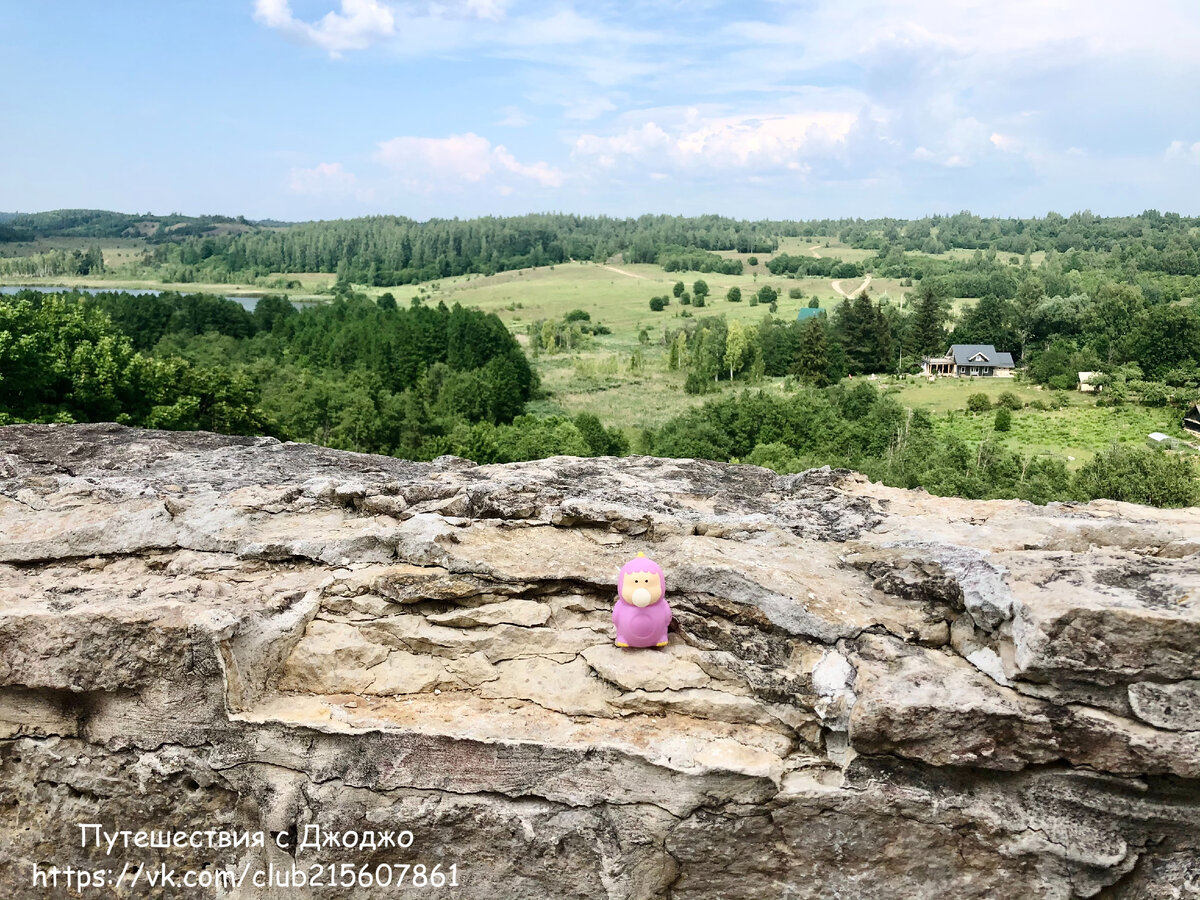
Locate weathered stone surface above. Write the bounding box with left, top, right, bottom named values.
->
left=1, top=423, right=1198, bottom=899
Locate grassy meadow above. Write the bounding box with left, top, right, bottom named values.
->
left=390, top=257, right=1190, bottom=464
left=1, top=233, right=1189, bottom=468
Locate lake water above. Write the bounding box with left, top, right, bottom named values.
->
left=0, top=285, right=318, bottom=312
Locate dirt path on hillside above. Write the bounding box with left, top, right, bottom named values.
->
left=601, top=264, right=649, bottom=280
left=810, top=244, right=871, bottom=298
left=830, top=274, right=872, bottom=298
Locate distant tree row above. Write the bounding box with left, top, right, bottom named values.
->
left=0, top=245, right=105, bottom=276
left=145, top=215, right=773, bottom=286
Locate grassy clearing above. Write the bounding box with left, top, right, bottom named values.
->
left=884, top=377, right=1188, bottom=467
left=399, top=261, right=838, bottom=335
left=404, top=261, right=1187, bottom=464
left=935, top=403, right=1188, bottom=467
left=883, top=377, right=1076, bottom=413
left=774, top=236, right=877, bottom=263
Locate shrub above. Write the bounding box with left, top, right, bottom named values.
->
left=1073, top=444, right=1198, bottom=508
left=997, top=391, right=1022, bottom=410
left=726, top=287, right=742, bottom=303
left=748, top=256, right=758, bottom=266
left=788, top=287, right=804, bottom=299
left=994, top=407, right=1012, bottom=432
left=649, top=296, right=666, bottom=312
left=967, top=393, right=991, bottom=412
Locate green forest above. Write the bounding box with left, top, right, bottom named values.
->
left=1, top=208, right=1198, bottom=507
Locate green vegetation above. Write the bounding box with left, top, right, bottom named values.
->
left=3, top=206, right=1199, bottom=507
left=0, top=289, right=535, bottom=457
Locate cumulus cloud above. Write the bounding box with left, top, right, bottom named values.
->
left=253, top=0, right=514, bottom=56
left=572, top=106, right=861, bottom=175
left=288, top=162, right=358, bottom=195
left=254, top=0, right=395, bottom=55
left=374, top=133, right=563, bottom=187
left=253, top=0, right=1200, bottom=214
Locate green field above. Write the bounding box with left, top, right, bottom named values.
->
left=934, top=402, right=1190, bottom=466
left=400, top=261, right=1189, bottom=463
left=3, top=245, right=1190, bottom=467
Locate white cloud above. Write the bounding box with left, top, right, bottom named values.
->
left=1166, top=140, right=1200, bottom=164
left=253, top=0, right=514, bottom=56
left=727, top=0, right=1200, bottom=67
left=288, top=162, right=358, bottom=195
left=572, top=105, right=861, bottom=174
left=374, top=133, right=563, bottom=187
left=253, top=0, right=395, bottom=56
left=990, top=133, right=1022, bottom=154
left=460, top=0, right=508, bottom=22
left=492, top=147, right=564, bottom=186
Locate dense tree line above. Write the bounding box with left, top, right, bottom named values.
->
left=0, top=209, right=256, bottom=241
left=0, top=246, right=105, bottom=277
left=0, top=290, right=535, bottom=456
left=657, top=247, right=745, bottom=274
left=766, top=254, right=864, bottom=279
left=142, top=214, right=777, bottom=286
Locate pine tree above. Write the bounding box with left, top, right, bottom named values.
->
left=792, top=318, right=830, bottom=384
left=909, top=283, right=949, bottom=357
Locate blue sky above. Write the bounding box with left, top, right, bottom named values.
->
left=2, top=0, right=1199, bottom=221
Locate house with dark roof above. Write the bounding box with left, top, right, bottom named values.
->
left=922, top=344, right=1015, bottom=378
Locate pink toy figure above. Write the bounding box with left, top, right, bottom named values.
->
left=613, top=553, right=671, bottom=648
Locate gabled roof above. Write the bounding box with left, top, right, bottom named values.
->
left=949, top=344, right=1015, bottom=368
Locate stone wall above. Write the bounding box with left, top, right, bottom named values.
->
left=1, top=424, right=1198, bottom=898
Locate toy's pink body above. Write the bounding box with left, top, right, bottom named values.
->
left=612, top=597, right=672, bottom=648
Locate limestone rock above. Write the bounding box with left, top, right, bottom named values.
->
left=1, top=423, right=1199, bottom=899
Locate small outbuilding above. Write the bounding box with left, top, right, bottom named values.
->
left=1183, top=403, right=1200, bottom=437
left=1078, top=372, right=1102, bottom=393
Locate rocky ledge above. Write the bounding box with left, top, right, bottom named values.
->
left=1, top=423, right=1198, bottom=899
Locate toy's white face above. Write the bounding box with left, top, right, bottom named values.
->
left=622, top=572, right=662, bottom=608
